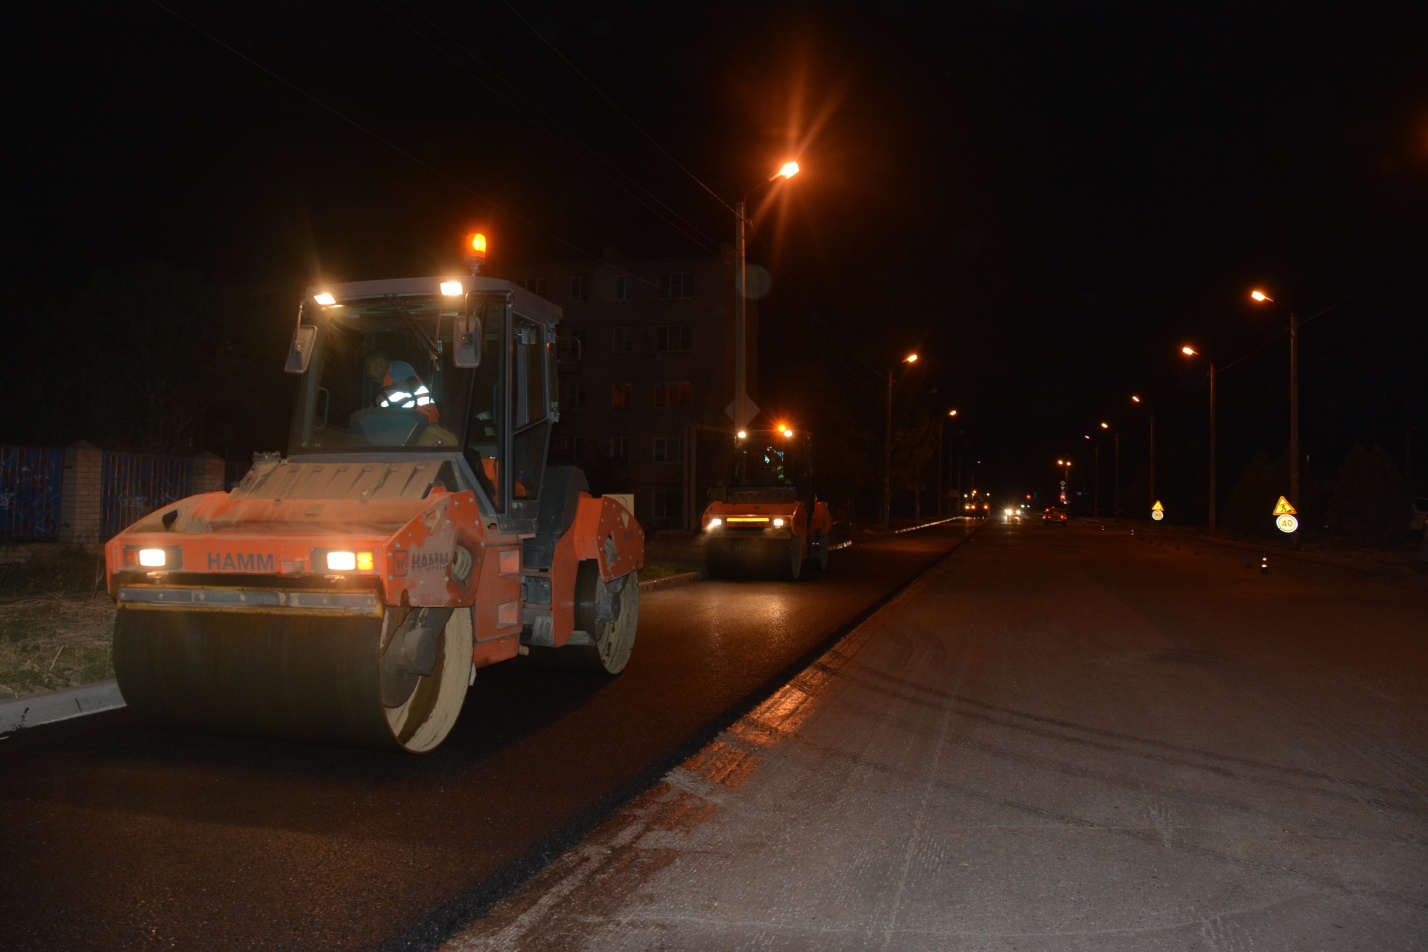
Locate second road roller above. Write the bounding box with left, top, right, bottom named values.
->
left=701, top=425, right=832, bottom=580
left=105, top=237, right=644, bottom=753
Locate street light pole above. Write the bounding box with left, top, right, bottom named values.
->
left=882, top=353, right=918, bottom=528
left=1084, top=434, right=1099, bottom=518
left=1131, top=394, right=1154, bottom=508
left=1251, top=289, right=1299, bottom=516
left=1209, top=361, right=1216, bottom=531
left=937, top=409, right=958, bottom=518
left=1100, top=422, right=1120, bottom=521
left=730, top=162, right=800, bottom=431
left=1182, top=345, right=1217, bottom=531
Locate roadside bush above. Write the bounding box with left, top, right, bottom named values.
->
left=1326, top=444, right=1410, bottom=548
left=1221, top=451, right=1284, bottom=538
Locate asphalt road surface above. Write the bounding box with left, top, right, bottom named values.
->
left=442, top=521, right=1428, bottom=951
left=0, top=522, right=976, bottom=952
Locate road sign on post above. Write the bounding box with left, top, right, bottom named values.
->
left=1151, top=500, right=1164, bottom=522
left=1273, top=496, right=1298, bottom=534
left=725, top=394, right=759, bottom=430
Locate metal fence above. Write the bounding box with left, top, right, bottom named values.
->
left=0, top=446, right=66, bottom=542
left=100, top=452, right=195, bottom=540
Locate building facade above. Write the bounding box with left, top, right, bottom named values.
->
left=510, top=251, right=754, bottom=532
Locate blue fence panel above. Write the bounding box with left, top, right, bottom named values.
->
left=225, top=457, right=252, bottom=491
left=0, top=446, right=66, bottom=542
left=101, top=452, right=194, bottom=539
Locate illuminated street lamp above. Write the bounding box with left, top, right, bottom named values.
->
left=882, top=353, right=918, bottom=528
left=1250, top=288, right=1299, bottom=521
left=1056, top=458, right=1072, bottom=505
left=1182, top=345, right=1217, bottom=531
left=937, top=409, right=959, bottom=517
left=1100, top=421, right=1120, bottom=521
left=730, top=161, right=800, bottom=429
left=1130, top=394, right=1155, bottom=508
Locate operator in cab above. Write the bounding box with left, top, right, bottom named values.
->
left=366, top=355, right=440, bottom=424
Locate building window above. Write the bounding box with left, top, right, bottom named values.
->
left=615, top=275, right=634, bottom=301
left=563, top=381, right=587, bottom=409
left=655, top=325, right=692, bottom=352
left=611, top=383, right=632, bottom=409
left=659, top=272, right=694, bottom=299
left=570, top=276, right=588, bottom=302
left=654, top=381, right=692, bottom=408
left=652, top=490, right=684, bottom=525
left=609, top=437, right=630, bottom=463
left=517, top=277, right=550, bottom=298
left=552, top=436, right=586, bottom=463
left=653, top=437, right=683, bottom=464
left=557, top=329, right=584, bottom=373
left=613, top=326, right=638, bottom=353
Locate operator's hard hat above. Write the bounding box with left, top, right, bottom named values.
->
left=387, top=360, right=418, bottom=383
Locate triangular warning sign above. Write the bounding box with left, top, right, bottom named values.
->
left=1151, top=500, right=1164, bottom=512
left=1272, top=496, right=1297, bottom=516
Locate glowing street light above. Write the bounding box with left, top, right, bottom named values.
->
left=730, top=161, right=801, bottom=429
left=1182, top=345, right=1217, bottom=531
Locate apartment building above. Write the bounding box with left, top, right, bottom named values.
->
left=510, top=251, right=753, bottom=531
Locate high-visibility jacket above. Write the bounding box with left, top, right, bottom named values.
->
left=379, top=363, right=439, bottom=423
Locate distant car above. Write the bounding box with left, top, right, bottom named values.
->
left=1043, top=506, right=1068, bottom=525
left=1412, top=497, right=1428, bottom=533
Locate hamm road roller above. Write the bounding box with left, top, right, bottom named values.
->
left=105, top=244, right=643, bottom=752
left=701, top=425, right=831, bottom=580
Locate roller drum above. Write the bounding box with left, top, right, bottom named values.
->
left=114, top=603, right=472, bottom=753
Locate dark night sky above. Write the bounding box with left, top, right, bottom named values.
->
left=8, top=0, right=1427, bottom=519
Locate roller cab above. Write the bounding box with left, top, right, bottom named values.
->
left=701, top=426, right=831, bottom=580
left=106, top=272, right=643, bottom=753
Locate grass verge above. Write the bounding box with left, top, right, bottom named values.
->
left=0, top=546, right=116, bottom=698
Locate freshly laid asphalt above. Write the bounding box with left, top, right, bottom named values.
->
left=442, top=522, right=1428, bottom=952
left=5, top=523, right=1425, bottom=952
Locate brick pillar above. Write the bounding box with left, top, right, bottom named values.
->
left=192, top=452, right=227, bottom=495
left=59, top=440, right=102, bottom=548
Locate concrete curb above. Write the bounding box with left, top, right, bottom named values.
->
left=0, top=570, right=709, bottom=737
left=1, top=680, right=126, bottom=735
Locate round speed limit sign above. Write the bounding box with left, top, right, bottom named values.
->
left=1276, top=513, right=1299, bottom=534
